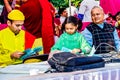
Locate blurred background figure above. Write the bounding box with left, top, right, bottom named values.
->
left=105, top=13, right=116, bottom=26
left=19, top=0, right=55, bottom=54
left=0, top=0, right=14, bottom=24
left=115, top=12, right=120, bottom=27
left=0, top=0, right=25, bottom=24
left=0, top=4, right=3, bottom=24
left=58, top=7, right=68, bottom=25
left=78, top=0, right=99, bottom=22
left=66, top=2, right=78, bottom=17
left=76, top=1, right=81, bottom=11
left=114, top=11, right=120, bottom=38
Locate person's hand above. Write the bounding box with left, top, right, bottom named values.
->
left=11, top=51, right=24, bottom=59
left=71, top=48, right=81, bottom=54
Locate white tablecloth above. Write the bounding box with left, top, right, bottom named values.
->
left=0, top=61, right=50, bottom=80
left=1, top=62, right=120, bottom=80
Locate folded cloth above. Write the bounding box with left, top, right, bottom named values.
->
left=20, top=46, right=42, bottom=60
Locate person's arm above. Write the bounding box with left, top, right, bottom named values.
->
left=78, top=1, right=86, bottom=20
left=0, top=33, right=13, bottom=67
left=0, top=37, right=23, bottom=67
left=0, top=48, right=13, bottom=67
left=113, top=29, right=120, bottom=51
left=51, top=36, right=63, bottom=52
left=48, top=35, right=63, bottom=59
left=0, top=42, right=24, bottom=67
left=81, top=28, right=93, bottom=46
left=4, top=0, right=12, bottom=12
left=79, top=34, right=92, bottom=54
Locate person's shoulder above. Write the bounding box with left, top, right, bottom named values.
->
left=104, top=22, right=116, bottom=31
left=86, top=22, right=95, bottom=28
left=75, top=32, right=83, bottom=36
left=0, top=28, right=10, bottom=38
left=55, top=32, right=64, bottom=40
left=59, top=32, right=66, bottom=37
left=76, top=31, right=81, bottom=34
left=0, top=27, right=9, bottom=33
left=84, top=22, right=97, bottom=32
left=76, top=32, right=86, bottom=40
left=104, top=22, right=115, bottom=27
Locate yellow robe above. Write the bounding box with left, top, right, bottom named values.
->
left=0, top=28, right=25, bottom=67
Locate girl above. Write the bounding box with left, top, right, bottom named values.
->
left=49, top=16, right=91, bottom=58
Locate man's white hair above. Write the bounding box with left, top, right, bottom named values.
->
left=91, top=6, right=104, bottom=13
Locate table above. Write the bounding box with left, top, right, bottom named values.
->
left=0, top=61, right=50, bottom=80
left=1, top=62, right=120, bottom=80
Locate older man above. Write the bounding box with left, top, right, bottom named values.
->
left=82, top=6, right=120, bottom=54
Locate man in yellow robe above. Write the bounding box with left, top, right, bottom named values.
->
left=0, top=10, right=36, bottom=67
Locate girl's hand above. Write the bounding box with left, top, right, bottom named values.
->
left=71, top=48, right=81, bottom=54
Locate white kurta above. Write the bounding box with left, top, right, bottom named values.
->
left=78, top=0, right=99, bottom=22
left=66, top=6, right=78, bottom=16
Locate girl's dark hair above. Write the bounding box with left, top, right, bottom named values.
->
left=61, top=16, right=82, bottom=33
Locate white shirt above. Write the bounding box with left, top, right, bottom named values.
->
left=66, top=6, right=78, bottom=16
left=60, top=16, right=66, bottom=24
left=78, top=0, right=99, bottom=22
